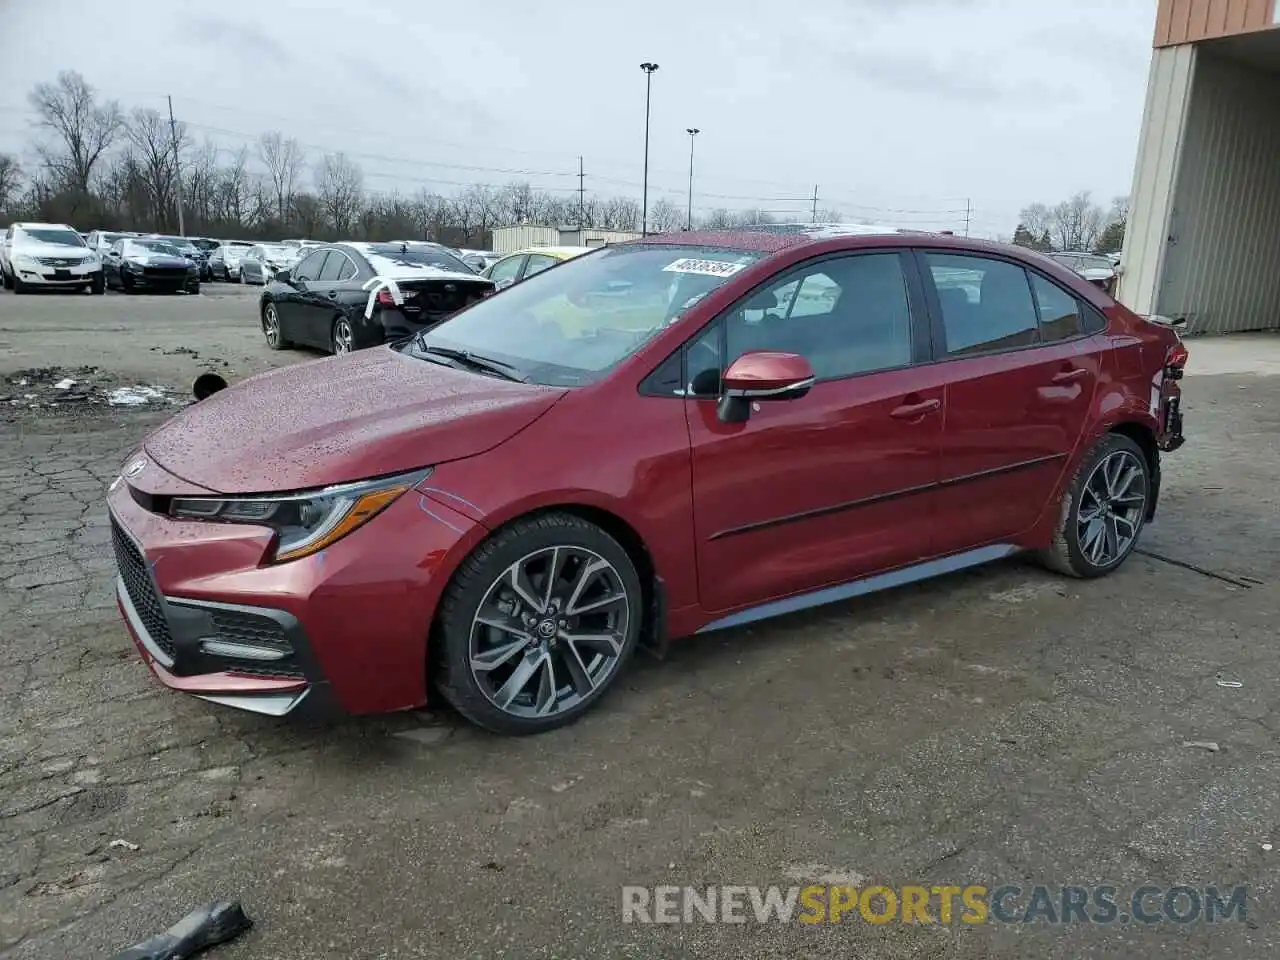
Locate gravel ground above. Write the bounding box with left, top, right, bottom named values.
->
left=1, top=289, right=1278, bottom=959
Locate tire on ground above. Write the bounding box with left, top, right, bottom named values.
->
left=1039, top=432, right=1151, bottom=579
left=433, top=511, right=644, bottom=735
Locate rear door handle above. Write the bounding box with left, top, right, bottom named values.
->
left=1052, top=367, right=1088, bottom=384
left=890, top=397, right=941, bottom=420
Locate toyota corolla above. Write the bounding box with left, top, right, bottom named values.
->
left=107, top=228, right=1186, bottom=735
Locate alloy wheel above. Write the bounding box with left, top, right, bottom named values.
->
left=263, top=305, right=280, bottom=347
left=332, top=319, right=353, bottom=355
left=468, top=546, right=630, bottom=719
left=1076, top=449, right=1147, bottom=567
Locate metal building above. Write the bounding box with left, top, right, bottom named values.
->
left=490, top=225, right=642, bottom=255
left=1121, top=0, right=1280, bottom=334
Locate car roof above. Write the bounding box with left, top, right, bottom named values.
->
left=506, top=246, right=595, bottom=259
left=13, top=221, right=78, bottom=231
left=632, top=225, right=1033, bottom=260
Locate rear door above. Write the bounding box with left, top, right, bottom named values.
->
left=686, top=250, right=943, bottom=615
left=917, top=250, right=1101, bottom=554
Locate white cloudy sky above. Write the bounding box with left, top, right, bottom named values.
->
left=0, top=0, right=1156, bottom=236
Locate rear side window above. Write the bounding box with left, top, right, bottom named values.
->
left=925, top=253, right=1039, bottom=356
left=318, top=252, right=350, bottom=282
left=1028, top=273, right=1082, bottom=342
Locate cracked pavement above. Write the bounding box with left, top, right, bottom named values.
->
left=1, top=293, right=1278, bottom=959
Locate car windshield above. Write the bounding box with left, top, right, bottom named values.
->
left=189, top=238, right=220, bottom=251
left=21, top=228, right=86, bottom=247
left=130, top=240, right=181, bottom=256
left=410, top=243, right=765, bottom=387
left=358, top=243, right=473, bottom=275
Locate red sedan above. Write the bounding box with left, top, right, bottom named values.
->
left=107, top=228, right=1187, bottom=735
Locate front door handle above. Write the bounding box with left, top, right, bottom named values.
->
left=1052, top=367, right=1088, bottom=385
left=890, top=397, right=941, bottom=420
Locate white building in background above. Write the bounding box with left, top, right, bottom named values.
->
left=1121, top=0, right=1280, bottom=334
left=490, top=225, right=641, bottom=255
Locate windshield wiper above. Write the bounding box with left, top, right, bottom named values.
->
left=415, top=344, right=527, bottom=382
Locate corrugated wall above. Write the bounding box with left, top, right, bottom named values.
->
left=1118, top=45, right=1197, bottom=318
left=1157, top=52, right=1280, bottom=333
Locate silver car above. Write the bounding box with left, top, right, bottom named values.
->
left=239, top=244, right=299, bottom=284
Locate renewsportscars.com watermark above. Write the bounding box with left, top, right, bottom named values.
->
left=621, top=884, right=1250, bottom=925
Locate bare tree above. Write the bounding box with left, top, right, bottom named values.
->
left=315, top=152, right=364, bottom=233
left=1050, top=191, right=1105, bottom=252
left=259, top=131, right=306, bottom=227
left=27, top=71, right=122, bottom=203
left=700, top=208, right=736, bottom=230
left=124, top=107, right=187, bottom=231
left=0, top=154, right=22, bottom=213
left=599, top=196, right=641, bottom=231
left=648, top=197, right=683, bottom=232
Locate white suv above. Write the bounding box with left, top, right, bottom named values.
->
left=1, top=222, right=105, bottom=294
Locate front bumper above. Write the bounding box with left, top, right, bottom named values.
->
left=12, top=263, right=102, bottom=286
left=106, top=461, right=484, bottom=717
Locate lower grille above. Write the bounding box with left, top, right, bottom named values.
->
left=143, top=267, right=188, bottom=279
left=110, top=516, right=176, bottom=658
left=207, top=607, right=289, bottom=650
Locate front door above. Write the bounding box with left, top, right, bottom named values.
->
left=917, top=251, right=1101, bottom=554
left=277, top=249, right=331, bottom=347
left=686, top=250, right=943, bottom=615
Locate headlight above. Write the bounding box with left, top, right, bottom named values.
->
left=12, top=254, right=36, bottom=267
left=168, top=468, right=429, bottom=563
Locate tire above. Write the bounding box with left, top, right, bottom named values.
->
left=1039, top=433, right=1151, bottom=578
left=12, top=275, right=28, bottom=294
left=238, top=271, right=245, bottom=284
left=330, top=316, right=355, bottom=356
left=187, top=281, right=201, bottom=295
left=434, top=512, right=644, bottom=735
left=90, top=275, right=105, bottom=295
left=1, top=268, right=11, bottom=290
left=121, top=273, right=135, bottom=295
left=261, top=301, right=288, bottom=350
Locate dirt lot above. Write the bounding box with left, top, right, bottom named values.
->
left=1, top=288, right=1278, bottom=959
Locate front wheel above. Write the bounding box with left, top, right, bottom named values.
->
left=1040, top=434, right=1151, bottom=578
left=90, top=275, right=106, bottom=295
left=434, top=513, right=644, bottom=735
left=261, top=302, right=288, bottom=350
left=12, top=275, right=28, bottom=294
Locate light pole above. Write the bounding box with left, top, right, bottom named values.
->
left=639, top=62, right=659, bottom=236
left=685, top=127, right=700, bottom=230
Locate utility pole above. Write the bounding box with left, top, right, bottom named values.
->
left=685, top=128, right=700, bottom=231
left=639, top=62, right=659, bottom=236
left=964, top=198, right=972, bottom=237
left=578, top=156, right=586, bottom=227
left=167, top=95, right=185, bottom=236
left=811, top=185, right=819, bottom=223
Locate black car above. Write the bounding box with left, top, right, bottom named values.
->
left=259, top=242, right=495, bottom=355
left=103, top=238, right=201, bottom=294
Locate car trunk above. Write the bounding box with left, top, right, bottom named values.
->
left=393, top=277, right=494, bottom=324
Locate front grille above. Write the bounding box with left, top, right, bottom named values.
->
left=36, top=256, right=85, bottom=267
left=110, top=516, right=176, bottom=658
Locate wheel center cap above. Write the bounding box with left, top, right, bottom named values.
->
left=536, top=619, right=557, bottom=639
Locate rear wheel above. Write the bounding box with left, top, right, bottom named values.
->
left=434, top=513, right=643, bottom=735
left=331, top=316, right=354, bottom=355
left=261, top=302, right=288, bottom=350
left=1040, top=433, right=1150, bottom=578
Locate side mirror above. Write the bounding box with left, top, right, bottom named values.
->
left=716, top=351, right=814, bottom=424
left=273, top=269, right=291, bottom=285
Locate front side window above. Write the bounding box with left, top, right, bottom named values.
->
left=926, top=253, right=1039, bottom=356
left=1029, top=273, right=1082, bottom=343
left=488, top=256, right=524, bottom=285
left=293, top=250, right=328, bottom=282
left=412, top=244, right=764, bottom=387
left=722, top=253, right=914, bottom=381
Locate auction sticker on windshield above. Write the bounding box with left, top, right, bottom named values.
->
left=663, top=257, right=749, bottom=278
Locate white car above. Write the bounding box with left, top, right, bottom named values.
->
left=1, top=222, right=105, bottom=294
left=1047, top=252, right=1118, bottom=293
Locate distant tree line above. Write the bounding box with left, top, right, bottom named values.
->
left=1013, top=192, right=1127, bottom=255
left=0, top=72, right=836, bottom=246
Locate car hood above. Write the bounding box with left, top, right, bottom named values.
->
left=143, top=348, right=566, bottom=493
left=15, top=242, right=95, bottom=260
left=127, top=253, right=190, bottom=267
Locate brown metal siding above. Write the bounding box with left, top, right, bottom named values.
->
left=1155, top=0, right=1275, bottom=45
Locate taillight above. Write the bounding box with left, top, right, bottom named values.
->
left=1165, top=341, right=1189, bottom=380
left=375, top=289, right=396, bottom=306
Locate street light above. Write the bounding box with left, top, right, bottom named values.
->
left=685, top=127, right=700, bottom=231
left=639, top=62, right=659, bottom=236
